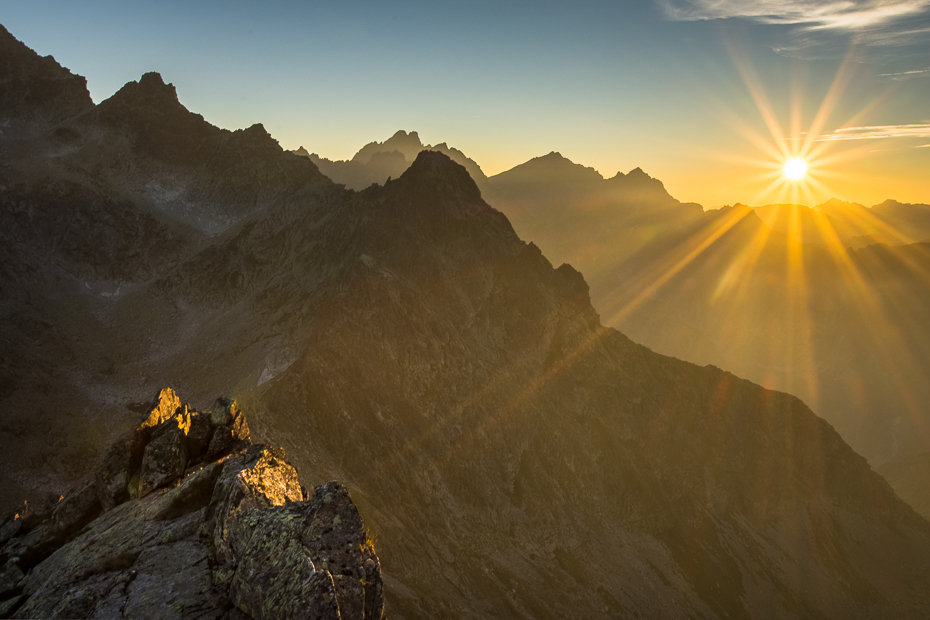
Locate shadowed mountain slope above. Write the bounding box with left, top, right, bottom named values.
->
left=3, top=24, right=930, bottom=619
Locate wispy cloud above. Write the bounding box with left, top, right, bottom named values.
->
left=876, top=68, right=930, bottom=76
left=660, top=0, right=930, bottom=29
left=817, top=123, right=930, bottom=140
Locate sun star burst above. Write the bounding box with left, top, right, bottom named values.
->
left=783, top=158, right=808, bottom=181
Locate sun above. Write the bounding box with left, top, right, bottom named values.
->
left=783, top=158, right=808, bottom=181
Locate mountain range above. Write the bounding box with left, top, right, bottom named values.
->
left=4, top=23, right=930, bottom=619
left=306, top=125, right=930, bottom=515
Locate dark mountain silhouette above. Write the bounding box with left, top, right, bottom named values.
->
left=293, top=129, right=495, bottom=198
left=0, top=24, right=94, bottom=132
left=487, top=152, right=704, bottom=288
left=4, top=24, right=930, bottom=619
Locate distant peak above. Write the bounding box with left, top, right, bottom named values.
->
left=384, top=129, right=423, bottom=147
left=526, top=152, right=580, bottom=167
left=242, top=122, right=270, bottom=137
left=406, top=150, right=462, bottom=175
left=226, top=122, right=283, bottom=158
left=138, top=71, right=166, bottom=88
left=352, top=129, right=425, bottom=164
left=104, top=71, right=181, bottom=110
left=607, top=167, right=652, bottom=181
left=816, top=197, right=865, bottom=211
left=136, top=72, right=179, bottom=101
left=390, top=129, right=420, bottom=141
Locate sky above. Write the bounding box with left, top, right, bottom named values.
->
left=3, top=0, right=929, bottom=207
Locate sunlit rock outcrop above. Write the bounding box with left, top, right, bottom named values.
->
left=0, top=389, right=383, bottom=619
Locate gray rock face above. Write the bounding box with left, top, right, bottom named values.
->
left=0, top=390, right=382, bottom=619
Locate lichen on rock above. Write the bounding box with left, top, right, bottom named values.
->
left=0, top=388, right=383, bottom=619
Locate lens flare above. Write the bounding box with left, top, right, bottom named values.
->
left=783, top=158, right=808, bottom=181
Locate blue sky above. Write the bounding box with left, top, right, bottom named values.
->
left=3, top=0, right=929, bottom=206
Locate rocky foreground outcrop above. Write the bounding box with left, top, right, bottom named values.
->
left=0, top=388, right=383, bottom=619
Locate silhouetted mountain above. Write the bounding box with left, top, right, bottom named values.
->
left=0, top=25, right=93, bottom=132
left=353, top=129, right=426, bottom=164
left=293, top=129, right=494, bottom=197
left=487, top=152, right=704, bottom=294
left=869, top=199, right=930, bottom=243
left=4, top=24, right=930, bottom=619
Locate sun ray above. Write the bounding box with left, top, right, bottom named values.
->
left=605, top=206, right=756, bottom=325
left=723, top=36, right=791, bottom=159
left=798, top=44, right=860, bottom=158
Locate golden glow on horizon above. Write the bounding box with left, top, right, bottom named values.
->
left=351, top=38, right=930, bottom=512
left=783, top=158, right=807, bottom=181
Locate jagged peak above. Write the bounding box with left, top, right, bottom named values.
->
left=540, top=151, right=569, bottom=162
left=107, top=71, right=180, bottom=107
left=0, top=23, right=94, bottom=123
left=90, top=71, right=223, bottom=165
left=352, top=129, right=424, bottom=164
left=608, top=167, right=651, bottom=182
left=224, top=122, right=283, bottom=158
left=390, top=129, right=420, bottom=142
left=393, top=150, right=482, bottom=202
left=501, top=151, right=603, bottom=178
left=240, top=122, right=271, bottom=138
left=404, top=149, right=467, bottom=178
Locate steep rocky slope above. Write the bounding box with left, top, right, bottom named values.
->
left=0, top=388, right=382, bottom=619
left=4, top=24, right=930, bottom=619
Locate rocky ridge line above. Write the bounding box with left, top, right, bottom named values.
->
left=0, top=388, right=383, bottom=619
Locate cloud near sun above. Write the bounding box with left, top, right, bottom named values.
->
left=659, top=0, right=930, bottom=30
left=816, top=123, right=930, bottom=140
